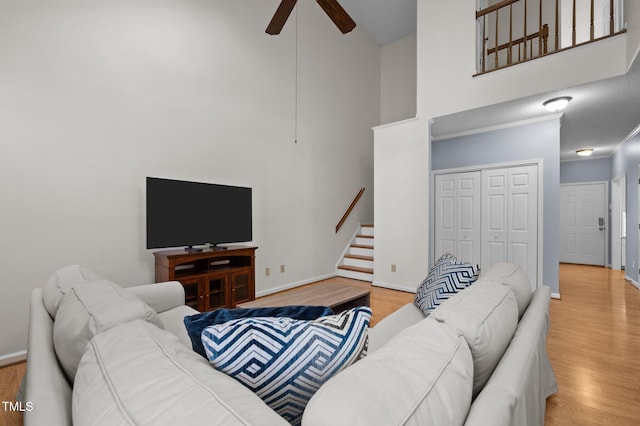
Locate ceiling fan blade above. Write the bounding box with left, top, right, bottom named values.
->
left=316, top=0, right=356, bottom=34
left=266, top=0, right=298, bottom=35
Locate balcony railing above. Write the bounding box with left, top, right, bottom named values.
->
left=476, top=0, right=625, bottom=74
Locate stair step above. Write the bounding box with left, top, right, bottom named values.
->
left=362, top=224, right=374, bottom=228
left=345, top=254, right=373, bottom=261
left=351, top=244, right=373, bottom=249
left=337, top=265, right=374, bottom=274
left=337, top=268, right=373, bottom=282
left=359, top=226, right=374, bottom=237
left=355, top=236, right=373, bottom=245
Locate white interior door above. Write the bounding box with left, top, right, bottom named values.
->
left=457, top=172, right=482, bottom=264
left=560, top=183, right=606, bottom=266
left=507, top=166, right=538, bottom=284
left=482, top=165, right=538, bottom=287
left=435, top=174, right=457, bottom=257
left=434, top=172, right=481, bottom=265
left=481, top=169, right=508, bottom=269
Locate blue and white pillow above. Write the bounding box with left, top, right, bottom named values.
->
left=414, top=253, right=480, bottom=316
left=201, top=306, right=372, bottom=425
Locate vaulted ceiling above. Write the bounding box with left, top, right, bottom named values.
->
left=340, top=0, right=416, bottom=45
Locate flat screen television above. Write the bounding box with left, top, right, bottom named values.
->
left=146, top=177, right=252, bottom=250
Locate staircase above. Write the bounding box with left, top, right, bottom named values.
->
left=337, top=224, right=373, bottom=282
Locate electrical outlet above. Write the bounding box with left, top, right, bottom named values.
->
left=265, top=267, right=270, bottom=276
left=391, top=264, right=397, bottom=272
left=280, top=264, right=285, bottom=273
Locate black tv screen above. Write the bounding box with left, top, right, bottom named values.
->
left=146, top=177, right=252, bottom=249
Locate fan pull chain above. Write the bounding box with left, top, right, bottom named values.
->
left=294, top=6, right=298, bottom=144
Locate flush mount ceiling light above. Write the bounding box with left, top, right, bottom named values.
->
left=576, top=148, right=594, bottom=157
left=543, top=96, right=572, bottom=112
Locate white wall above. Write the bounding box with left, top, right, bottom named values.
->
left=380, top=33, right=417, bottom=124
left=611, top=132, right=640, bottom=287
left=417, top=1, right=629, bottom=120
left=0, top=0, right=380, bottom=357
left=373, top=118, right=429, bottom=291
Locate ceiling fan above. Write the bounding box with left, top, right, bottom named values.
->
left=266, top=0, right=356, bottom=35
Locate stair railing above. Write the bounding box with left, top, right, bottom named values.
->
left=336, top=187, right=365, bottom=233
left=476, top=0, right=625, bottom=74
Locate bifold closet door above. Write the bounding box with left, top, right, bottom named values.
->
left=481, top=165, right=538, bottom=289
left=434, top=171, right=481, bottom=266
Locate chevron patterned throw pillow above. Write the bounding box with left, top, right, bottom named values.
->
left=414, top=253, right=480, bottom=316
left=201, top=306, right=372, bottom=425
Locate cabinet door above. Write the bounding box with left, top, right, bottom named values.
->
left=204, top=272, right=229, bottom=311
left=180, top=278, right=203, bottom=311
left=230, top=268, right=253, bottom=306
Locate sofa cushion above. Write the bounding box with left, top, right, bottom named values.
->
left=42, top=264, right=102, bottom=318
left=201, top=306, right=371, bottom=425
left=476, top=262, right=533, bottom=318
left=414, top=253, right=480, bottom=316
left=73, top=320, right=289, bottom=426
left=464, top=286, right=558, bottom=426
left=302, top=317, right=473, bottom=426
left=53, top=279, right=163, bottom=382
left=184, top=305, right=334, bottom=358
left=432, top=282, right=518, bottom=398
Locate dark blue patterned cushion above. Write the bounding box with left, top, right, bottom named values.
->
left=414, top=253, right=480, bottom=316
left=184, top=306, right=334, bottom=358
left=201, top=306, right=371, bottom=425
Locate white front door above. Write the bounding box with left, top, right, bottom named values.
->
left=560, top=183, right=607, bottom=266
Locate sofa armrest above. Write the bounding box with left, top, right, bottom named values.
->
left=24, top=289, right=72, bottom=426
left=126, top=281, right=185, bottom=314
left=368, top=303, right=425, bottom=353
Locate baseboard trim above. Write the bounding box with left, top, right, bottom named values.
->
left=625, top=276, right=640, bottom=290
left=0, top=350, right=27, bottom=368
left=551, top=292, right=561, bottom=299
left=372, top=281, right=416, bottom=293
left=256, top=273, right=337, bottom=298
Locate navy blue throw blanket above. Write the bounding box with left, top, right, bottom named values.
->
left=184, top=306, right=335, bottom=358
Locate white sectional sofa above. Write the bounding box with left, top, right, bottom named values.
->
left=22, top=262, right=557, bottom=425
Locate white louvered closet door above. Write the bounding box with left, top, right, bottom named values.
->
left=434, top=171, right=481, bottom=266
left=481, top=165, right=538, bottom=289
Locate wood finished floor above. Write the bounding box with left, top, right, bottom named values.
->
left=0, top=362, right=25, bottom=426
left=1, top=264, right=638, bottom=425
left=544, top=264, right=640, bottom=425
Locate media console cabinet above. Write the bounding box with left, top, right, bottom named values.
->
left=153, top=246, right=257, bottom=311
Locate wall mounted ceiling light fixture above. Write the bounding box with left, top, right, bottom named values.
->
left=543, top=96, right=572, bottom=112
left=576, top=148, right=594, bottom=157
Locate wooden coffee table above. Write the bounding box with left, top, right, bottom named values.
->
left=237, top=281, right=370, bottom=314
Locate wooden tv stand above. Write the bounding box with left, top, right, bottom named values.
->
left=153, top=246, right=257, bottom=312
